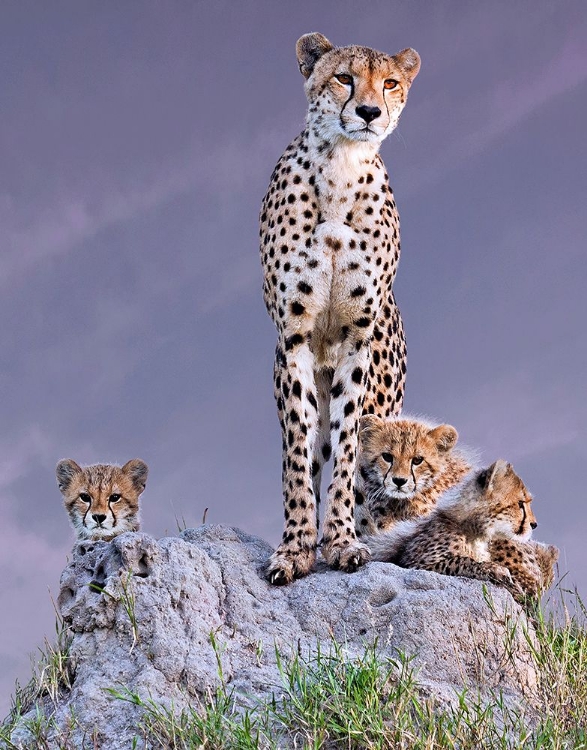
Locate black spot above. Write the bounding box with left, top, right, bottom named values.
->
left=285, top=334, right=304, bottom=351
left=344, top=401, right=355, bottom=416
left=298, top=281, right=313, bottom=294
left=331, top=381, right=343, bottom=398
left=351, top=286, right=366, bottom=297
left=352, top=368, right=363, bottom=384
left=292, top=380, right=302, bottom=398
left=355, top=317, right=371, bottom=328
left=291, top=301, right=305, bottom=315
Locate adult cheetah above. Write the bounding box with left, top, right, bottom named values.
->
left=260, top=33, right=420, bottom=584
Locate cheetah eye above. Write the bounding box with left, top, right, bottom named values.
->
left=109, top=494, right=121, bottom=503
left=412, top=456, right=424, bottom=466
left=381, top=452, right=393, bottom=464
left=79, top=493, right=91, bottom=503
left=335, top=73, right=353, bottom=86
left=384, top=79, right=399, bottom=90
left=518, top=501, right=525, bottom=508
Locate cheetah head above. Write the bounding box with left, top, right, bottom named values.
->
left=475, top=460, right=537, bottom=541
left=296, top=32, right=420, bottom=146
left=358, top=415, right=458, bottom=503
left=56, top=459, right=148, bottom=541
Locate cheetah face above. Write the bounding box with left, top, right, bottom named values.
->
left=476, top=460, right=537, bottom=541
left=296, top=33, right=420, bottom=146
left=56, top=458, right=148, bottom=541
left=358, top=416, right=458, bottom=504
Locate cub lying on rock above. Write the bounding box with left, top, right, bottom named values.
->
left=365, top=460, right=537, bottom=593
left=355, top=415, right=472, bottom=537
left=56, top=459, right=148, bottom=541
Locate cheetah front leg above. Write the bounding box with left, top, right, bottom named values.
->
left=266, top=338, right=320, bottom=585
left=415, top=552, right=516, bottom=589
left=321, top=331, right=371, bottom=573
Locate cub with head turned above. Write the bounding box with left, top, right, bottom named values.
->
left=56, top=459, right=148, bottom=541
left=260, top=32, right=420, bottom=584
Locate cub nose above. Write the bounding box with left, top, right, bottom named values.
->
left=392, top=477, right=407, bottom=488
left=92, top=513, right=107, bottom=524
left=530, top=521, right=538, bottom=529
left=355, top=105, right=382, bottom=124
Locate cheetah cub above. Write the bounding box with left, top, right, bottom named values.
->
left=355, top=415, right=472, bottom=537
left=260, top=33, right=420, bottom=584
left=490, top=538, right=559, bottom=601
left=56, top=459, right=148, bottom=541
left=366, top=460, right=537, bottom=591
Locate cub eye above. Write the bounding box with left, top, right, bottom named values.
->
left=412, top=456, right=424, bottom=466
left=384, top=79, right=398, bottom=90
left=109, top=494, right=121, bottom=503
left=79, top=493, right=91, bottom=503
left=335, top=73, right=353, bottom=86
left=381, top=452, right=393, bottom=464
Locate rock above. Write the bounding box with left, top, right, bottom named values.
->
left=10, top=525, right=537, bottom=748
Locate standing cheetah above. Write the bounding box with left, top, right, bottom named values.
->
left=260, top=33, right=420, bottom=584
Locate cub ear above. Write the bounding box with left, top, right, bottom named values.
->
left=296, top=32, right=334, bottom=79
left=428, top=424, right=458, bottom=453
left=358, top=414, right=384, bottom=438
left=476, top=459, right=511, bottom=491
left=56, top=459, right=83, bottom=492
left=122, top=459, right=149, bottom=493
left=393, top=48, right=421, bottom=85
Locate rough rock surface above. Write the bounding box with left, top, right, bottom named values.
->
left=11, top=525, right=537, bottom=748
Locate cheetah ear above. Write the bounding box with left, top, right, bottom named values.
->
left=56, top=459, right=83, bottom=492
left=296, top=33, right=334, bottom=79
left=358, top=414, right=385, bottom=439
left=428, top=424, right=458, bottom=453
left=476, top=459, right=511, bottom=492
left=122, top=459, right=149, bottom=493
left=393, top=48, right=421, bottom=85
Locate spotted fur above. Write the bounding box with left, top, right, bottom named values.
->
left=490, top=538, right=559, bottom=601
left=355, top=415, right=471, bottom=536
left=366, top=460, right=537, bottom=591
left=260, top=33, right=420, bottom=584
left=56, top=459, right=148, bottom=541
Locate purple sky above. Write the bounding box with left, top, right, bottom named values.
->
left=1, top=1, right=586, bottom=715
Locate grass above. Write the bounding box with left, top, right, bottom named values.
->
left=3, top=586, right=587, bottom=749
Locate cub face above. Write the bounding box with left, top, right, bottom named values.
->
left=476, top=460, right=537, bottom=540
left=296, top=32, right=420, bottom=145
left=56, top=459, right=148, bottom=541
left=358, top=415, right=459, bottom=502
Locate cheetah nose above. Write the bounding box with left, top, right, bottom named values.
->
left=530, top=521, right=538, bottom=529
left=392, top=477, right=408, bottom=488
left=355, top=105, right=381, bottom=124
left=92, top=514, right=107, bottom=525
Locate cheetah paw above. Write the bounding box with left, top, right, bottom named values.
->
left=322, top=539, right=371, bottom=573
left=265, top=545, right=316, bottom=586
left=488, top=563, right=514, bottom=587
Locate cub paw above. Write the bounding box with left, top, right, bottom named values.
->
left=265, top=545, right=316, bottom=586
left=487, top=563, right=514, bottom=587
left=322, top=539, right=371, bottom=573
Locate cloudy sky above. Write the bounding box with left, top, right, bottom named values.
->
left=1, top=0, right=585, bottom=714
